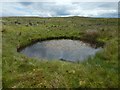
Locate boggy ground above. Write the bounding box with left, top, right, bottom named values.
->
left=1, top=16, right=119, bottom=88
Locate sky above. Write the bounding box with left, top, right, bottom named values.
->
left=1, top=1, right=119, bottom=18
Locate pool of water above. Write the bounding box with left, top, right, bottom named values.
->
left=20, top=39, right=101, bottom=62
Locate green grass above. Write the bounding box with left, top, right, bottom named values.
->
left=1, top=16, right=119, bottom=88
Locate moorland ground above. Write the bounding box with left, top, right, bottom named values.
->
left=1, top=16, right=119, bottom=88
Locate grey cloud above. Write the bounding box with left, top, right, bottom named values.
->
left=72, top=2, right=117, bottom=10
left=100, top=12, right=118, bottom=18
left=98, top=2, right=118, bottom=10
left=1, top=2, right=118, bottom=18
left=19, top=2, right=33, bottom=6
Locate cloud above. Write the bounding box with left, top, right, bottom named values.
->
left=1, top=2, right=118, bottom=18
left=0, top=0, right=119, bottom=2
left=19, top=2, right=33, bottom=6
left=100, top=12, right=118, bottom=18
left=2, top=2, right=34, bottom=16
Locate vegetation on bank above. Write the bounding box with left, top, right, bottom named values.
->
left=1, top=16, right=119, bottom=88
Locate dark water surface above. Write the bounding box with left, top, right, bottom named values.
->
left=20, top=39, right=101, bottom=62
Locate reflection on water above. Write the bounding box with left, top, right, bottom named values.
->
left=20, top=39, right=101, bottom=62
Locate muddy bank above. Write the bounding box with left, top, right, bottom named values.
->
left=17, top=36, right=104, bottom=52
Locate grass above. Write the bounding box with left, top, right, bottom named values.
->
left=1, top=16, right=119, bottom=88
